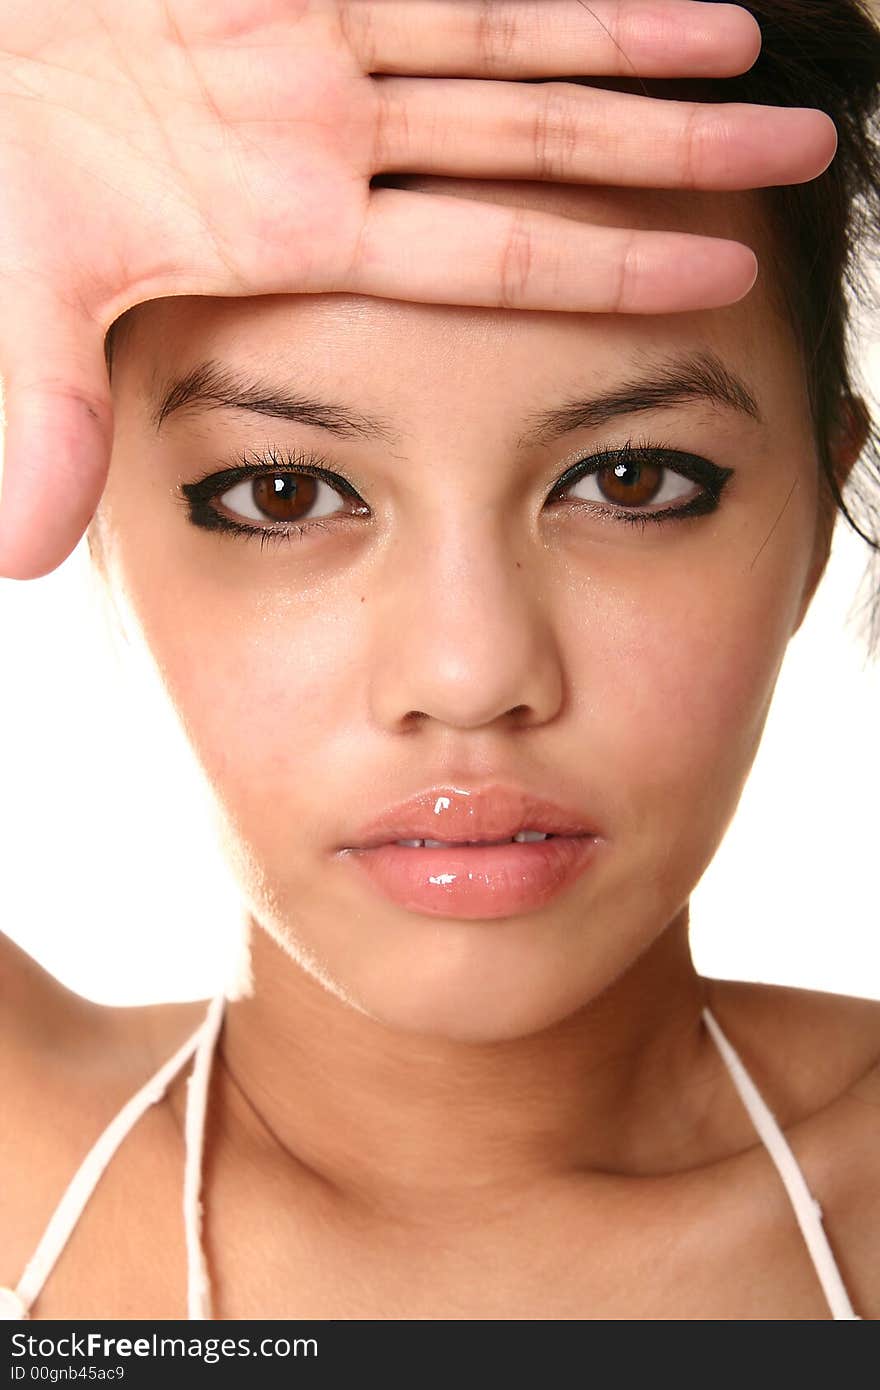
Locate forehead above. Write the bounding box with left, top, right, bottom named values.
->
left=118, top=177, right=790, bottom=397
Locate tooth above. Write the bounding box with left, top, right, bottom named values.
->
left=395, top=833, right=551, bottom=849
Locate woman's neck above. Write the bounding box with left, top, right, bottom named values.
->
left=212, top=909, right=719, bottom=1226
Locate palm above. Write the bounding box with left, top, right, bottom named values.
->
left=0, top=0, right=837, bottom=577
left=0, top=3, right=374, bottom=317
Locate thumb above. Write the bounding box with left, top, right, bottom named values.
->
left=0, top=289, right=114, bottom=580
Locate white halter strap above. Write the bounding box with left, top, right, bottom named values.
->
left=183, top=991, right=227, bottom=1319
left=5, top=996, right=225, bottom=1319
left=702, top=1006, right=861, bottom=1321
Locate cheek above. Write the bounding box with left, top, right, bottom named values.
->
left=566, top=508, right=815, bottom=887
left=120, top=570, right=365, bottom=849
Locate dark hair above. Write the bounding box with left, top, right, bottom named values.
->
left=104, top=0, right=880, bottom=650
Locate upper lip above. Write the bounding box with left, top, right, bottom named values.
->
left=340, top=783, right=601, bottom=850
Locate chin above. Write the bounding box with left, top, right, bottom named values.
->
left=313, top=924, right=615, bottom=1044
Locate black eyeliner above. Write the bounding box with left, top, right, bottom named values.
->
left=178, top=445, right=364, bottom=535
left=177, top=437, right=736, bottom=540
left=548, top=441, right=735, bottom=520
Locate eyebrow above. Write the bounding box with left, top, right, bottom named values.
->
left=151, top=359, right=400, bottom=443
left=516, top=349, right=762, bottom=447
left=149, top=347, right=762, bottom=446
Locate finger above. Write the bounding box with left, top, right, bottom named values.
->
left=349, top=0, right=762, bottom=79
left=372, top=78, right=839, bottom=190
left=0, top=290, right=113, bottom=580
left=338, top=187, right=758, bottom=314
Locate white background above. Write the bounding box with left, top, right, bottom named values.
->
left=1, top=318, right=879, bottom=1009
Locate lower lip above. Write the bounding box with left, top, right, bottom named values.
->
left=337, top=835, right=602, bottom=919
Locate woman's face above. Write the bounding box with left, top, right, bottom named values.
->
left=95, top=176, right=834, bottom=1042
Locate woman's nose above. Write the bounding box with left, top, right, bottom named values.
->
left=367, top=523, right=565, bottom=734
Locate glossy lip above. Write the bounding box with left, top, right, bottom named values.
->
left=337, top=782, right=601, bottom=851
left=336, top=832, right=603, bottom=921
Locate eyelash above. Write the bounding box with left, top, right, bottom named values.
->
left=176, top=438, right=734, bottom=551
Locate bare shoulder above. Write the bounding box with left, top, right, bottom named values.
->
left=704, top=974, right=880, bottom=1116
left=0, top=929, right=208, bottom=1089
left=0, top=931, right=207, bottom=1241
left=0, top=933, right=211, bottom=1308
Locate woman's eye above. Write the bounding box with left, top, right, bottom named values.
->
left=216, top=471, right=352, bottom=527
left=563, top=458, right=697, bottom=510
left=548, top=444, right=733, bottom=524
left=178, top=447, right=369, bottom=548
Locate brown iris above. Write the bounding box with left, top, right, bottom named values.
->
left=251, top=473, right=319, bottom=524
left=597, top=459, right=664, bottom=508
